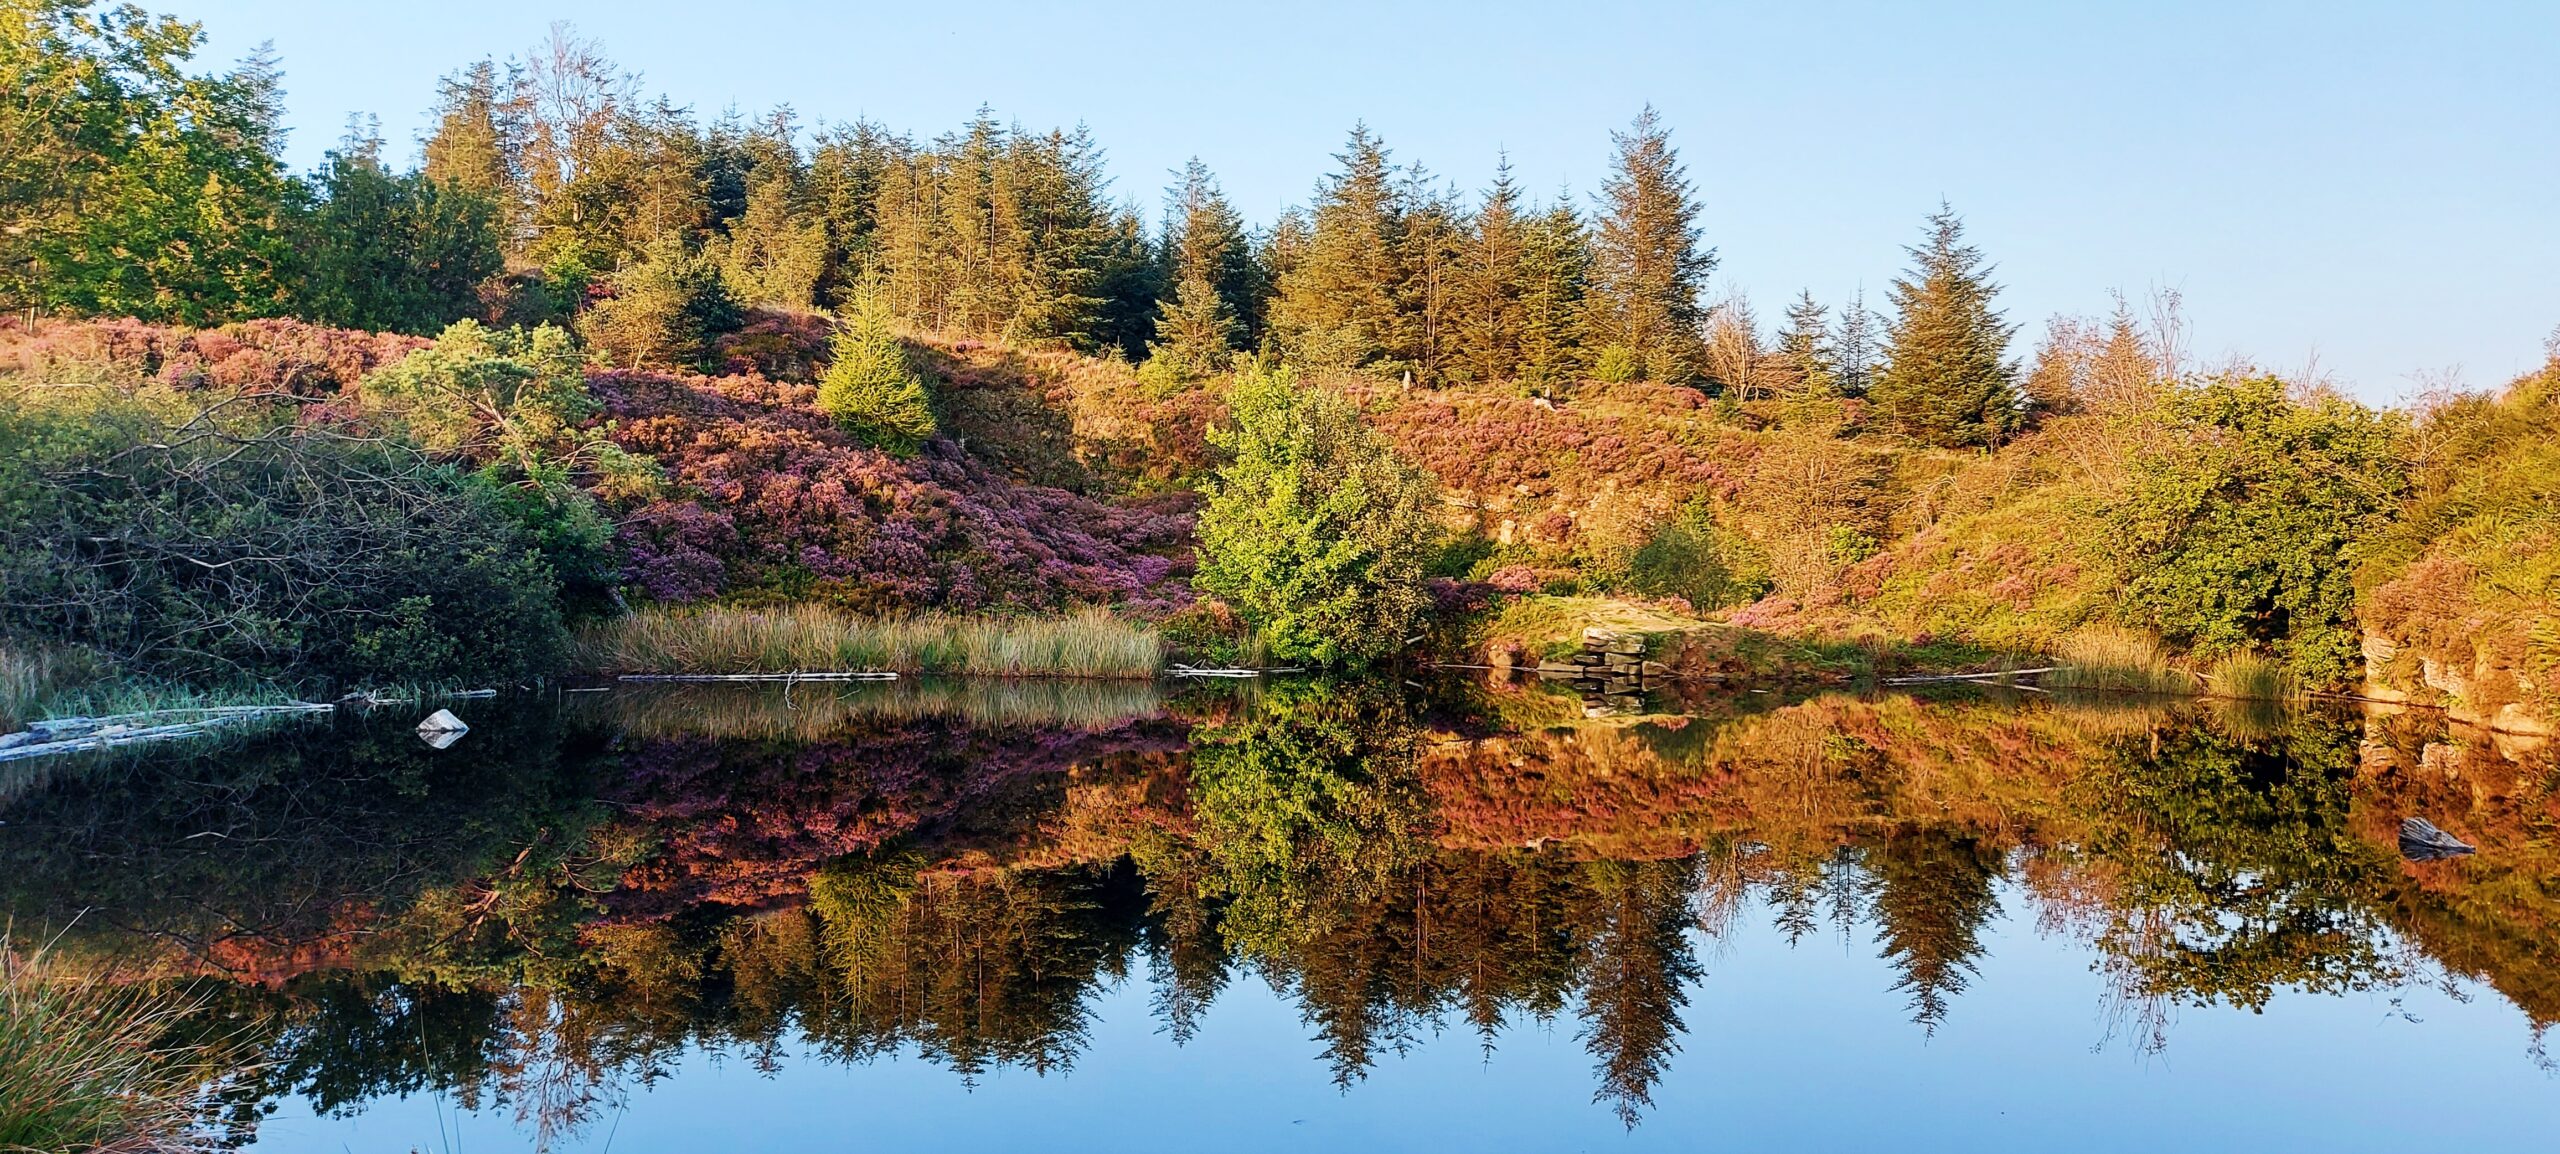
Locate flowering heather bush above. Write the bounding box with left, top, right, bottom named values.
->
left=0, top=316, right=423, bottom=394
left=593, top=367, right=1193, bottom=611
left=924, top=340, right=1221, bottom=494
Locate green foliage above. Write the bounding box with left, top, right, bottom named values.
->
left=0, top=0, right=297, bottom=323
left=1872, top=205, right=2021, bottom=448
left=817, top=291, right=939, bottom=455
left=358, top=320, right=641, bottom=615
left=2104, top=375, right=2409, bottom=687
left=1590, top=345, right=1641, bottom=384
left=578, top=231, right=745, bottom=372
left=1623, top=502, right=1772, bottom=610
left=1187, top=678, right=1425, bottom=955
left=293, top=132, right=505, bottom=335
left=0, top=385, right=570, bottom=688
left=1192, top=366, right=1441, bottom=665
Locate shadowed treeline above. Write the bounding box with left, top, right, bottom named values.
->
left=0, top=678, right=2552, bottom=1145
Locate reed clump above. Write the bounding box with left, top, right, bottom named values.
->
left=0, top=939, right=229, bottom=1153
left=2206, top=652, right=2303, bottom=702
left=2042, top=627, right=2195, bottom=696
left=575, top=605, right=1166, bottom=679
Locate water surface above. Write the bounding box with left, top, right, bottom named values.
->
left=3, top=677, right=2552, bottom=1151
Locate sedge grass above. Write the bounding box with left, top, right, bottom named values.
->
left=2205, top=652, right=2303, bottom=702
left=575, top=605, right=1166, bottom=680
left=0, top=938, right=231, bottom=1153
left=2042, top=627, right=2196, bottom=696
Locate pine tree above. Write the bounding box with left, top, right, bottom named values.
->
left=1514, top=202, right=1590, bottom=392
left=1160, top=158, right=1264, bottom=347
left=297, top=127, right=505, bottom=334
left=1451, top=158, right=1528, bottom=385
left=818, top=286, right=938, bottom=455
left=422, top=60, right=522, bottom=226
left=1873, top=204, right=2021, bottom=448
left=1269, top=125, right=1409, bottom=372
left=1396, top=170, right=1464, bottom=383
left=1587, top=107, right=1714, bottom=383
left=1143, top=159, right=1261, bottom=380
left=1830, top=288, right=1881, bottom=397
left=1773, top=291, right=1835, bottom=398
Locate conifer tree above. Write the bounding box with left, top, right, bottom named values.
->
left=1873, top=204, right=2021, bottom=447
left=1160, top=158, right=1265, bottom=347
left=1587, top=107, right=1714, bottom=383
left=297, top=128, right=505, bottom=335
left=1514, top=203, right=1590, bottom=392
left=578, top=230, right=742, bottom=371
left=1269, top=125, right=1409, bottom=372
left=1143, top=159, right=1261, bottom=380
left=1830, top=288, right=1881, bottom=397
left=1451, top=159, right=1528, bottom=384
left=818, top=286, right=938, bottom=455
left=1397, top=172, right=1464, bottom=383
left=1773, top=291, right=1835, bottom=398
left=422, top=59, right=524, bottom=235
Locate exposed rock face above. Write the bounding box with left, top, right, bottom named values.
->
left=2363, top=627, right=2553, bottom=736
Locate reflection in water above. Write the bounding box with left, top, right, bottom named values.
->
left=1, top=677, right=2554, bottom=1147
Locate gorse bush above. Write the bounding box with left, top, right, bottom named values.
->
left=817, top=291, right=938, bottom=456
left=0, top=384, right=570, bottom=689
left=1193, top=366, right=1441, bottom=665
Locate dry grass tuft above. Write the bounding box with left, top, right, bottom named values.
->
left=575, top=605, right=1165, bottom=680
left=2043, top=627, right=2194, bottom=696
left=1, top=938, right=232, bottom=1152
left=2206, top=652, right=2303, bottom=702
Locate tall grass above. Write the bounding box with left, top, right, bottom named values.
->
left=0, top=939, right=230, bottom=1153
left=2206, top=652, right=2302, bottom=702
left=575, top=605, right=1165, bottom=679
left=3, top=639, right=301, bottom=733
left=2043, top=627, right=2196, bottom=696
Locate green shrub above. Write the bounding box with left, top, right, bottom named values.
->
left=0, top=385, right=570, bottom=689
left=1591, top=345, right=1642, bottom=383
left=2104, top=376, right=2407, bottom=688
left=1192, top=366, right=1441, bottom=665
left=817, top=291, right=939, bottom=455
left=1624, top=503, right=1771, bottom=610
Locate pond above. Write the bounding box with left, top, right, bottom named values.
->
left=3, top=676, right=2555, bottom=1151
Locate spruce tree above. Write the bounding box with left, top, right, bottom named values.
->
left=1452, top=158, right=1528, bottom=384
left=1268, top=125, right=1409, bottom=372
left=1830, top=288, right=1880, bottom=397
left=1873, top=204, right=2021, bottom=447
left=1160, top=158, right=1264, bottom=347
left=1773, top=291, right=1835, bottom=397
left=1515, top=203, right=1590, bottom=392
left=1143, top=159, right=1261, bottom=380
left=818, top=286, right=938, bottom=455
left=1588, top=107, right=1714, bottom=383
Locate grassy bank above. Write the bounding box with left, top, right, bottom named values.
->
left=1, top=941, right=226, bottom=1152
left=574, top=605, right=1167, bottom=679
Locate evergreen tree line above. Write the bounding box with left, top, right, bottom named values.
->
left=4, top=6, right=2035, bottom=449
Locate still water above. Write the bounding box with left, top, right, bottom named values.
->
left=4, top=677, right=2555, bottom=1151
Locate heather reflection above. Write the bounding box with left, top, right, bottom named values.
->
left=1, top=677, right=2553, bottom=1147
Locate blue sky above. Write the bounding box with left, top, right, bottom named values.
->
left=163, top=0, right=2557, bottom=402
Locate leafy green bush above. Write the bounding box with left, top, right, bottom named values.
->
left=0, top=385, right=570, bottom=688
left=1192, top=366, right=1441, bottom=665
left=2104, top=375, right=2407, bottom=687
left=1624, top=502, right=1771, bottom=609
left=816, top=292, right=939, bottom=455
